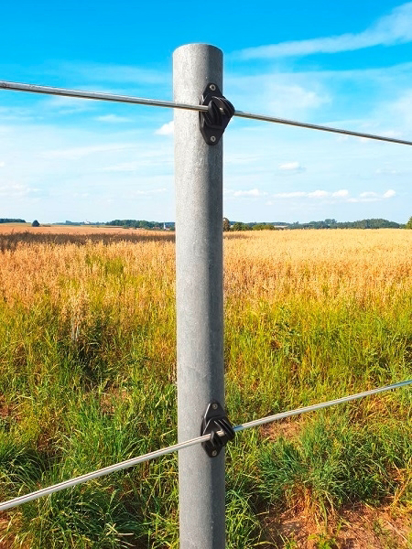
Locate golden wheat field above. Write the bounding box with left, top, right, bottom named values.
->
left=0, top=227, right=411, bottom=548
left=2, top=226, right=412, bottom=302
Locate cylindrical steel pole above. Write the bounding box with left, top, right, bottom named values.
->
left=173, top=44, right=225, bottom=548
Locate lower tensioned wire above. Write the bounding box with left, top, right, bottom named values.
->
left=0, top=379, right=410, bottom=512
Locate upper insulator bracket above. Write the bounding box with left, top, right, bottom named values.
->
left=199, top=83, right=235, bottom=146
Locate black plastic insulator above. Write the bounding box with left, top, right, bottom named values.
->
left=201, top=400, right=235, bottom=458
left=199, top=83, right=235, bottom=146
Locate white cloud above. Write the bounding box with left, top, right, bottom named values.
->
left=132, top=188, right=167, bottom=196
left=348, top=189, right=397, bottom=202
left=270, top=189, right=396, bottom=203
left=155, top=121, right=174, bottom=136
left=42, top=95, right=95, bottom=114
left=375, top=168, right=402, bottom=175
left=233, top=188, right=268, bottom=197
left=228, top=74, right=329, bottom=118
left=0, top=161, right=5, bottom=168
left=308, top=190, right=329, bottom=198
left=279, top=161, right=304, bottom=171
left=43, top=143, right=133, bottom=160
left=236, top=2, right=412, bottom=59
left=272, top=191, right=307, bottom=198
left=0, top=183, right=38, bottom=198
left=95, top=114, right=131, bottom=123
left=269, top=85, right=328, bottom=113
left=332, top=189, right=349, bottom=197
left=102, top=161, right=138, bottom=172
left=348, top=197, right=378, bottom=203
left=272, top=189, right=349, bottom=200
left=277, top=161, right=307, bottom=175
left=0, top=107, right=34, bottom=122
left=385, top=90, right=412, bottom=128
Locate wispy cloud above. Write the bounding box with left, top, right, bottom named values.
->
left=62, top=62, right=168, bottom=86
left=102, top=161, right=140, bottom=173
left=0, top=183, right=38, bottom=198
left=0, top=106, right=34, bottom=122
left=95, top=114, right=131, bottom=123
left=360, top=191, right=378, bottom=198
left=42, top=95, right=95, bottom=114
left=385, top=90, right=412, bottom=128
left=43, top=143, right=133, bottom=160
left=269, top=189, right=395, bottom=202
left=333, top=190, right=349, bottom=198
left=348, top=190, right=397, bottom=202
left=279, top=161, right=306, bottom=173
left=270, top=191, right=306, bottom=199
left=375, top=167, right=403, bottom=175
left=132, top=188, right=167, bottom=196
left=155, top=121, right=174, bottom=136
left=355, top=190, right=396, bottom=201
left=227, top=74, right=330, bottom=118
left=233, top=188, right=268, bottom=197
left=272, top=189, right=347, bottom=199
left=235, top=3, right=412, bottom=59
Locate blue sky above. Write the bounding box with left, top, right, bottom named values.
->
left=1, top=0, right=411, bottom=223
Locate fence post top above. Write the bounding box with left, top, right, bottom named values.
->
left=173, top=43, right=222, bottom=55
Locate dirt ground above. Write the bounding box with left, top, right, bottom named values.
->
left=263, top=504, right=411, bottom=548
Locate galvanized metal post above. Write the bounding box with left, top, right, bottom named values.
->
left=173, top=44, right=225, bottom=549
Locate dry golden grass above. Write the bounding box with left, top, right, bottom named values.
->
left=1, top=228, right=412, bottom=321
left=224, top=229, right=412, bottom=303
left=2, top=227, right=412, bottom=301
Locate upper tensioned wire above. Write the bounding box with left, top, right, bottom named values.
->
left=0, top=378, right=410, bottom=512
left=1, top=80, right=412, bottom=146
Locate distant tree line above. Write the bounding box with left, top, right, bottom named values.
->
left=0, top=218, right=26, bottom=224
left=2, top=216, right=403, bottom=230
left=291, top=218, right=401, bottom=229
left=106, top=219, right=174, bottom=230
left=230, top=222, right=279, bottom=231
left=229, top=218, right=402, bottom=231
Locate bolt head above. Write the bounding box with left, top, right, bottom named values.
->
left=209, top=84, right=216, bottom=91
left=210, top=136, right=216, bottom=143
left=212, top=403, right=218, bottom=410
left=212, top=450, right=218, bottom=457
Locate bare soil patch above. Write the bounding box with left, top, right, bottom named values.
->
left=263, top=504, right=411, bottom=548
left=260, top=418, right=303, bottom=441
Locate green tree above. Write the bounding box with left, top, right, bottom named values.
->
left=223, top=218, right=230, bottom=231
left=232, top=222, right=248, bottom=231
left=406, top=217, right=412, bottom=229
left=32, top=220, right=40, bottom=227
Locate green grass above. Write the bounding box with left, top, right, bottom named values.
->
left=0, top=233, right=411, bottom=547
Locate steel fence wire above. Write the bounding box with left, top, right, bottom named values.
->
left=1, top=80, right=412, bottom=146
left=0, top=379, right=410, bottom=512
